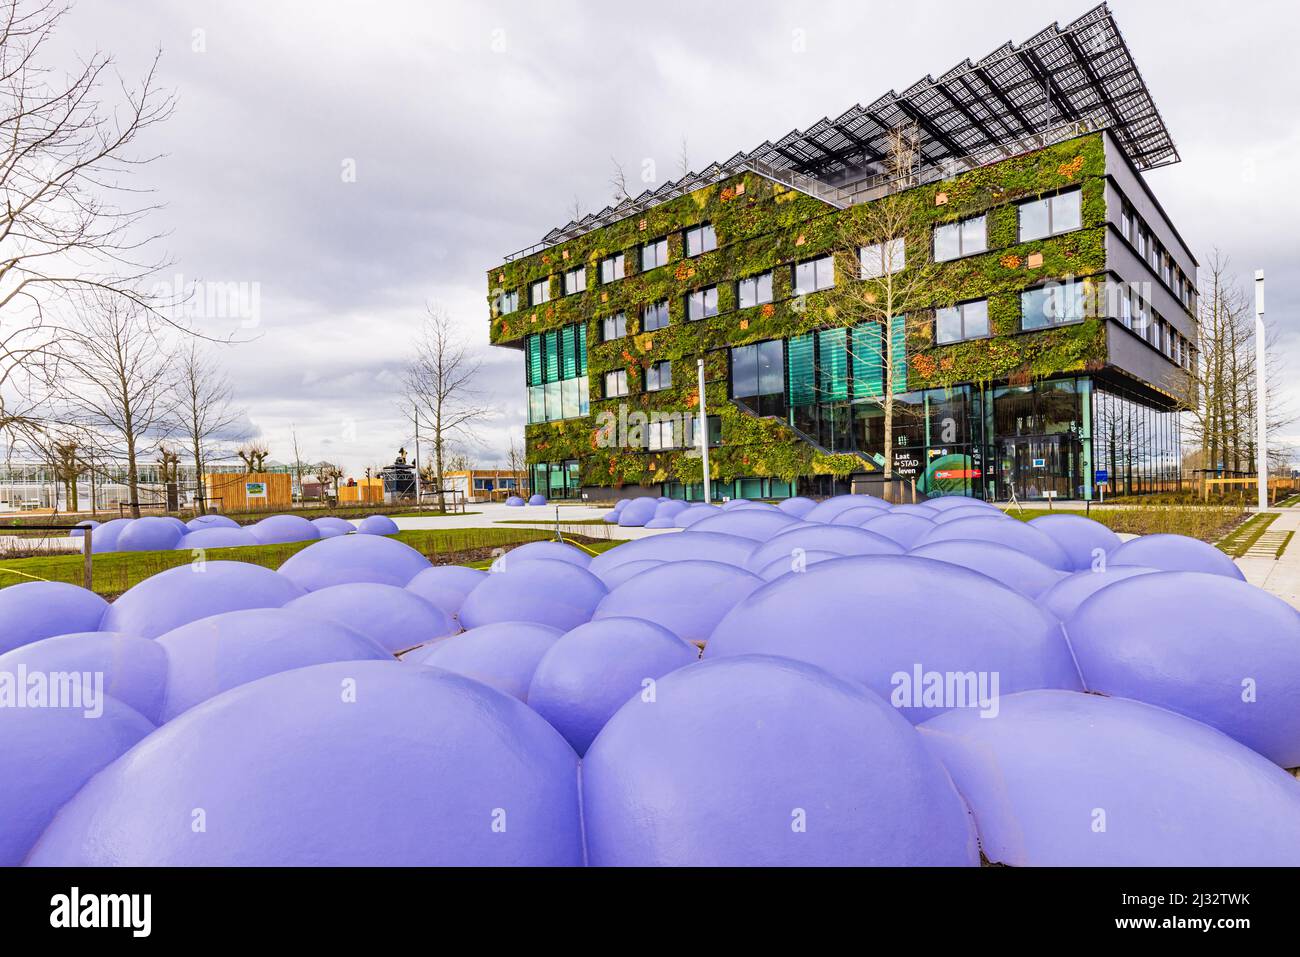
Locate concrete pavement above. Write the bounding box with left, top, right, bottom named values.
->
left=1235, top=507, right=1300, bottom=608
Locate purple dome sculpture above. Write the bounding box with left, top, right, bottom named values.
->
left=919, top=690, right=1300, bottom=866
left=1066, top=571, right=1300, bottom=766
left=249, top=514, right=320, bottom=545
left=494, top=540, right=591, bottom=569
left=889, top=503, right=942, bottom=518
left=1, top=697, right=154, bottom=865
left=743, top=524, right=902, bottom=573
left=68, top=519, right=100, bottom=538
left=1028, top=514, right=1123, bottom=571
left=311, top=516, right=355, bottom=538
left=186, top=514, right=240, bottom=531
left=505, top=495, right=525, bottom=507
left=776, top=496, right=817, bottom=518
left=917, top=516, right=1071, bottom=570
left=527, top=617, right=698, bottom=755
left=909, top=540, right=1066, bottom=598
left=591, top=558, right=663, bottom=591
left=0, top=582, right=110, bottom=654
left=409, top=621, right=562, bottom=701
left=155, top=607, right=390, bottom=720
left=804, top=495, right=889, bottom=523
left=602, top=509, right=621, bottom=523
left=707, top=556, right=1082, bottom=722
left=858, top=512, right=936, bottom=548
left=617, top=497, right=658, bottom=527
left=593, top=560, right=764, bottom=643
left=527, top=494, right=547, bottom=506
left=643, top=516, right=679, bottom=528
left=458, top=559, right=606, bottom=631
left=686, top=509, right=800, bottom=540
left=589, top=531, right=756, bottom=576
left=174, top=526, right=260, bottom=551
left=115, top=516, right=184, bottom=552
left=653, top=500, right=688, bottom=519
left=720, top=498, right=751, bottom=509
left=932, top=505, right=1008, bottom=524
left=829, top=506, right=894, bottom=526
left=405, top=565, right=488, bottom=621
left=1037, top=566, right=1159, bottom=621
left=674, top=503, right=722, bottom=527
left=357, top=514, right=400, bottom=536
left=926, top=496, right=1001, bottom=512
left=277, top=534, right=431, bottom=591
left=0, top=632, right=167, bottom=724
left=88, top=517, right=132, bottom=553
left=582, top=655, right=978, bottom=866
left=27, top=661, right=583, bottom=865
left=1108, top=533, right=1245, bottom=580
left=755, top=549, right=844, bottom=581
left=101, top=561, right=306, bottom=639
left=285, top=583, right=455, bottom=654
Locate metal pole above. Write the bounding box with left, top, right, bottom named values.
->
left=1255, top=270, right=1268, bottom=512
left=413, top=409, right=423, bottom=512
left=82, top=527, right=93, bottom=591
left=697, top=358, right=712, bottom=505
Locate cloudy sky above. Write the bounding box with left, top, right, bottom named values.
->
left=45, top=0, right=1300, bottom=475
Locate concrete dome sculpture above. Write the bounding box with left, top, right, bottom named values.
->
left=1037, top=566, right=1159, bottom=621
left=458, top=559, right=606, bottom=632
left=88, top=517, right=132, bottom=553
left=100, top=561, right=306, bottom=640
left=1027, top=514, right=1123, bottom=571
left=616, top=497, right=658, bottom=527
left=707, top=556, right=1082, bottom=722
left=0, top=582, right=110, bottom=655
left=582, top=655, right=979, bottom=866
left=1065, top=571, right=1300, bottom=766
left=156, top=607, right=391, bottom=720
left=527, top=493, right=547, bottom=506
left=686, top=509, right=800, bottom=541
left=504, top=495, right=525, bottom=507
left=858, top=512, right=936, bottom=548
left=1108, top=533, right=1246, bottom=580
left=311, top=516, right=355, bottom=538
left=917, top=516, right=1071, bottom=570
left=776, top=496, right=817, bottom=518
left=1, top=697, right=155, bottom=866
left=174, top=527, right=260, bottom=551
left=248, top=514, right=320, bottom=545
left=357, top=514, right=400, bottom=536
left=589, top=531, right=756, bottom=576
left=673, top=503, right=722, bottom=527
left=590, top=558, right=663, bottom=591
left=909, top=540, right=1065, bottom=598
left=285, top=583, right=455, bottom=654
left=115, top=516, right=184, bottom=552
left=527, top=617, right=697, bottom=755
left=804, top=495, right=890, bottom=523
left=920, top=690, right=1300, bottom=866
left=404, top=565, right=488, bottom=621
left=277, top=534, right=430, bottom=591
left=593, top=560, right=763, bottom=644
left=186, top=514, right=240, bottom=531
left=755, top=549, right=844, bottom=581
left=68, top=519, right=100, bottom=538
left=492, top=540, right=591, bottom=569
left=408, top=621, right=562, bottom=701
left=0, top=632, right=167, bottom=724
left=27, top=661, right=584, bottom=866
left=743, top=524, right=902, bottom=573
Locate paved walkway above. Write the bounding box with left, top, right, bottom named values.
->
left=1235, top=507, right=1300, bottom=608
left=391, top=502, right=673, bottom=541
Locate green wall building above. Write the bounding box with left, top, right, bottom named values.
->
left=486, top=4, right=1195, bottom=504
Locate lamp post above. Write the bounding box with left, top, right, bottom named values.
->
left=697, top=357, right=712, bottom=505
left=1255, top=270, right=1267, bottom=511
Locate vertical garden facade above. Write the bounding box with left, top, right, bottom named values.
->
left=486, top=9, right=1195, bottom=503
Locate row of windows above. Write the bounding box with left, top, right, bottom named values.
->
left=1119, top=198, right=1195, bottom=311
left=527, top=377, right=591, bottom=424
left=934, top=189, right=1082, bottom=263
left=601, top=360, right=673, bottom=399
left=523, top=323, right=587, bottom=386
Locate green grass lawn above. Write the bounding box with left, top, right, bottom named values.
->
left=0, top=527, right=618, bottom=598
left=1006, top=504, right=1245, bottom=544
left=494, top=517, right=611, bottom=525
left=1216, top=512, right=1280, bottom=557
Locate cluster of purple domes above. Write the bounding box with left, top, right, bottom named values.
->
left=67, top=513, right=399, bottom=553
left=3, top=494, right=1298, bottom=866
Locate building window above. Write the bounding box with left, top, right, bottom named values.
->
left=933, top=214, right=987, bottom=262
left=642, top=300, right=670, bottom=331
left=646, top=360, right=671, bottom=392
left=1120, top=202, right=1134, bottom=244
left=601, top=312, right=626, bottom=342
left=731, top=339, right=786, bottom=417
left=641, top=238, right=668, bottom=271
left=860, top=237, right=905, bottom=278
left=600, top=253, right=625, bottom=284
left=685, top=223, right=717, bottom=257
left=687, top=286, right=718, bottom=321
left=529, top=279, right=550, bottom=306
left=685, top=414, right=722, bottom=449
left=647, top=418, right=677, bottom=451
left=604, top=369, right=628, bottom=398
left=935, top=299, right=989, bottom=343
left=737, top=272, right=773, bottom=308
left=1018, top=189, right=1082, bottom=241
left=497, top=289, right=518, bottom=315
left=563, top=267, right=586, bottom=295
left=793, top=255, right=834, bottom=295
left=1022, top=283, right=1086, bottom=331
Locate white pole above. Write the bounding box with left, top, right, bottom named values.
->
left=1255, top=270, right=1268, bottom=511
left=413, top=409, right=423, bottom=511
left=697, top=357, right=712, bottom=505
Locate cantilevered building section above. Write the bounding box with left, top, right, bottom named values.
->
left=487, top=3, right=1196, bottom=503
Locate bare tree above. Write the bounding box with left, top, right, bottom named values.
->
left=402, top=305, right=491, bottom=513
left=236, top=441, right=269, bottom=473
left=289, top=425, right=307, bottom=504
left=677, top=136, right=690, bottom=178
left=316, top=461, right=342, bottom=503
left=56, top=293, right=175, bottom=517
left=835, top=123, right=936, bottom=498
left=173, top=342, right=240, bottom=511
left=0, top=0, right=178, bottom=440
left=609, top=157, right=630, bottom=203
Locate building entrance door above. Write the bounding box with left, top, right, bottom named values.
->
left=997, top=435, right=1082, bottom=501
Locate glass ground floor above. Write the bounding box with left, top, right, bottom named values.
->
left=528, top=376, right=1182, bottom=503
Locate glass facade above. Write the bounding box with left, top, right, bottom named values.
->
left=525, top=324, right=589, bottom=423
left=529, top=459, right=581, bottom=500
left=1092, top=382, right=1182, bottom=495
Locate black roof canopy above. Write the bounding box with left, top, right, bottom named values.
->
left=506, top=4, right=1176, bottom=262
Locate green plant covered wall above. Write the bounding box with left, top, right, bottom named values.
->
left=492, top=133, right=1115, bottom=489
